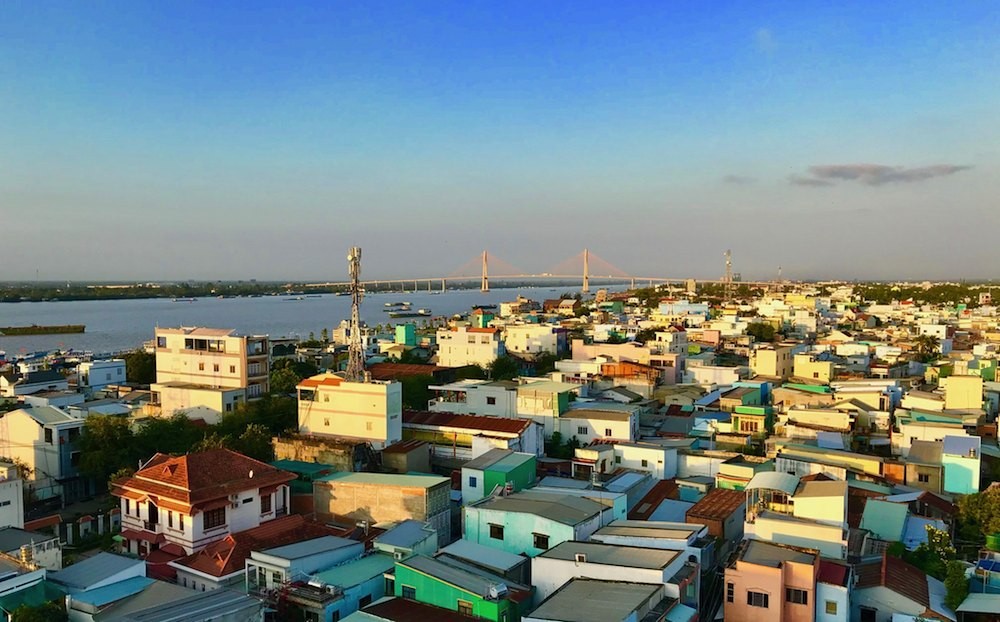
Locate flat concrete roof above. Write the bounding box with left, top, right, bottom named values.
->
left=528, top=578, right=663, bottom=622
left=539, top=541, right=679, bottom=570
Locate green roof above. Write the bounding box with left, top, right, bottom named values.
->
left=783, top=383, right=832, bottom=394
left=859, top=499, right=908, bottom=541
left=315, top=471, right=449, bottom=488
left=491, top=453, right=535, bottom=473
left=269, top=459, right=336, bottom=476
left=0, top=581, right=65, bottom=613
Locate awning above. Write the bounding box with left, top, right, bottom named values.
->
left=259, top=485, right=280, bottom=496
left=120, top=529, right=166, bottom=544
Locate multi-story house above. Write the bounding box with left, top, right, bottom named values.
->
left=0, top=406, right=90, bottom=504
left=502, top=325, right=567, bottom=358
left=150, top=326, right=269, bottom=424
left=427, top=379, right=519, bottom=418
left=461, top=449, right=536, bottom=505
left=0, top=369, right=68, bottom=397
left=296, top=372, right=402, bottom=450
left=724, top=540, right=819, bottom=622
left=111, top=448, right=295, bottom=558
left=0, top=463, right=24, bottom=529
left=436, top=326, right=505, bottom=368
left=76, top=359, right=126, bottom=391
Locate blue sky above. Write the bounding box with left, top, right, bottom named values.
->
left=2, top=1, right=998, bottom=281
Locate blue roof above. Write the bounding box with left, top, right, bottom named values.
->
left=71, top=577, right=155, bottom=607
left=262, top=536, right=357, bottom=560
left=314, top=553, right=396, bottom=588
left=49, top=552, right=142, bottom=590
left=375, top=520, right=434, bottom=549
left=942, top=435, right=980, bottom=456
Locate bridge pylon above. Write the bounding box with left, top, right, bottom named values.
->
left=481, top=251, right=489, bottom=292
left=582, top=248, right=590, bottom=293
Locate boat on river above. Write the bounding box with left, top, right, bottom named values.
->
left=0, top=324, right=86, bottom=336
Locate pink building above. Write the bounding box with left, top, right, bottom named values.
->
left=724, top=539, right=819, bottom=622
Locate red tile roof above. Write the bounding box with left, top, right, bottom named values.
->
left=112, top=448, right=296, bottom=512
left=403, top=410, right=532, bottom=435
left=686, top=487, right=746, bottom=522
left=628, top=480, right=680, bottom=521
left=856, top=553, right=929, bottom=607
left=362, top=597, right=478, bottom=621
left=382, top=439, right=429, bottom=454
left=817, top=560, right=850, bottom=587
left=171, top=515, right=343, bottom=577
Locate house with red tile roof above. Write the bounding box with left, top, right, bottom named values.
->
left=853, top=552, right=956, bottom=622
left=111, top=448, right=296, bottom=560
left=168, top=514, right=344, bottom=591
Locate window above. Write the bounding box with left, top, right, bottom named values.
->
left=489, top=524, right=504, bottom=540
left=384, top=576, right=394, bottom=594
left=225, top=403, right=233, bottom=413
left=243, top=497, right=252, bottom=505
left=468, top=476, right=477, bottom=488
left=70, top=451, right=81, bottom=467
left=230, top=365, right=236, bottom=374
left=812, top=372, right=819, bottom=379
left=359, top=595, right=372, bottom=608
left=401, top=585, right=416, bottom=600
left=457, top=600, right=473, bottom=616
left=860, top=606, right=877, bottom=622
left=533, top=533, right=549, bottom=550
left=918, top=473, right=930, bottom=483
left=168, top=511, right=173, bottom=528
left=486, top=396, right=497, bottom=405
left=366, top=421, right=373, bottom=431
left=213, top=364, right=220, bottom=372
left=45, top=429, right=53, bottom=444
left=641, top=459, right=648, bottom=468
left=747, top=591, right=769, bottom=608
left=261, top=494, right=271, bottom=514
left=179, top=514, right=185, bottom=532
left=615, top=456, right=621, bottom=464
left=203, top=507, right=226, bottom=530
left=198, top=362, right=205, bottom=371
left=157, top=336, right=167, bottom=347
left=324, top=418, right=330, bottom=427
left=125, top=499, right=131, bottom=514
left=825, top=601, right=838, bottom=615
left=786, top=588, right=808, bottom=605
left=604, top=428, right=612, bottom=437
left=577, top=426, right=587, bottom=435
left=726, top=583, right=734, bottom=603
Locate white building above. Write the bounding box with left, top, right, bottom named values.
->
left=502, top=325, right=563, bottom=357
left=0, top=406, right=89, bottom=503
left=427, top=379, right=518, bottom=418
left=436, top=326, right=505, bottom=368
left=77, top=359, right=126, bottom=391
left=0, top=463, right=24, bottom=530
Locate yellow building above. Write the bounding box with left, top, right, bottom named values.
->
left=749, top=345, right=794, bottom=379
left=941, top=375, right=983, bottom=410
left=793, top=354, right=834, bottom=384
left=296, top=372, right=402, bottom=450
left=150, top=327, right=269, bottom=422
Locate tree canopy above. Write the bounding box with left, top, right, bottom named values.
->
left=123, top=350, right=155, bottom=384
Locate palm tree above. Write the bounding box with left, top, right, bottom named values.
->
left=913, top=334, right=941, bottom=363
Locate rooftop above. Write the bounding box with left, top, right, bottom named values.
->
left=737, top=540, right=817, bottom=568
left=49, top=552, right=141, bottom=590
left=0, top=527, right=58, bottom=552
left=359, top=597, right=479, bottom=621
left=398, top=555, right=522, bottom=601
left=685, top=488, right=745, bottom=522
left=539, top=540, right=680, bottom=570
left=314, top=552, right=396, bottom=588
left=471, top=491, right=604, bottom=526
left=437, top=539, right=526, bottom=573
left=594, top=520, right=703, bottom=541
left=403, top=410, right=532, bottom=435
left=262, top=535, right=358, bottom=560
left=527, top=578, right=664, bottom=622
left=316, top=471, right=449, bottom=489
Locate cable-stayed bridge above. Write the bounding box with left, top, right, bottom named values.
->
left=304, top=249, right=780, bottom=292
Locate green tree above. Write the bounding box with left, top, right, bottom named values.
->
left=746, top=323, right=776, bottom=342
left=132, top=414, right=204, bottom=458
left=958, top=488, right=1000, bottom=545
left=11, top=601, right=67, bottom=622
left=269, top=367, right=301, bottom=395
left=399, top=375, right=434, bottom=411
left=321, top=328, right=329, bottom=343
left=605, top=333, right=628, bottom=344
left=79, top=416, right=136, bottom=484
left=633, top=327, right=663, bottom=344
left=944, top=560, right=970, bottom=611
left=108, top=466, right=136, bottom=491
left=123, top=349, right=156, bottom=384
left=488, top=356, right=520, bottom=381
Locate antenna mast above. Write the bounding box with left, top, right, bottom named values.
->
left=345, top=246, right=367, bottom=382
left=724, top=250, right=733, bottom=302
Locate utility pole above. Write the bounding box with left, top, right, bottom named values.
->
left=481, top=250, right=489, bottom=292
left=582, top=248, right=590, bottom=293
left=345, top=246, right=367, bottom=382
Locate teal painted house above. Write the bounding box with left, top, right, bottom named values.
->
left=393, top=554, right=532, bottom=621
left=942, top=435, right=981, bottom=494
left=461, top=449, right=537, bottom=504
left=395, top=324, right=416, bottom=346
left=463, top=490, right=610, bottom=557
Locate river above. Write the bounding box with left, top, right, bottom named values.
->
left=0, top=286, right=598, bottom=356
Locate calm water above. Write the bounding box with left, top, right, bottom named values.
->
left=0, top=286, right=588, bottom=356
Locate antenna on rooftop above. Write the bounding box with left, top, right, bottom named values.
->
left=345, top=247, right=368, bottom=382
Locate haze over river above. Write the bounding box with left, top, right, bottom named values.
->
left=0, top=286, right=600, bottom=356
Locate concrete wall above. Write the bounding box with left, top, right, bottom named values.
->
left=298, top=380, right=402, bottom=450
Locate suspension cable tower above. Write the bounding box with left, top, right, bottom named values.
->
left=345, top=246, right=368, bottom=382
left=582, top=248, right=590, bottom=293
left=481, top=250, right=489, bottom=292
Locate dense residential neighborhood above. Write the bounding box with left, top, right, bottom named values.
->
left=2, top=279, right=1000, bottom=621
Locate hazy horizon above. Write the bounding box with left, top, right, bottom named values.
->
left=3, top=2, right=998, bottom=282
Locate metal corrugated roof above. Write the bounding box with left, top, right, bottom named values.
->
left=314, top=553, right=396, bottom=588
left=438, top=539, right=525, bottom=572
left=261, top=535, right=357, bottom=560
left=316, top=471, right=449, bottom=488
left=745, top=472, right=800, bottom=495
left=539, top=540, right=679, bottom=570
left=399, top=555, right=510, bottom=598
left=71, top=577, right=155, bottom=607
left=49, top=552, right=142, bottom=590
left=472, top=491, right=603, bottom=526
left=528, top=578, right=662, bottom=622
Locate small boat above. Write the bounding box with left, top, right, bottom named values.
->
left=172, top=298, right=196, bottom=303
